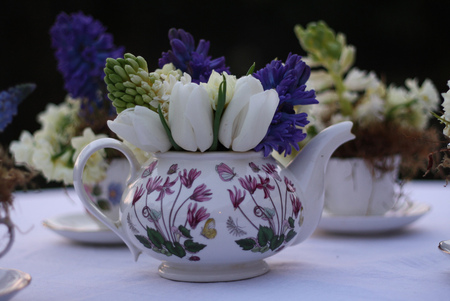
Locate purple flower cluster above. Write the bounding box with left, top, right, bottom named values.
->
left=253, top=54, right=318, bottom=156
left=0, top=83, right=36, bottom=132
left=158, top=28, right=230, bottom=83
left=50, top=12, right=124, bottom=110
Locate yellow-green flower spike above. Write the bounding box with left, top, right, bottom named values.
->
left=104, top=53, right=156, bottom=113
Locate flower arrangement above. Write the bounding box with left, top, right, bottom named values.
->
left=293, top=21, right=440, bottom=178
left=105, top=28, right=318, bottom=157
left=10, top=12, right=127, bottom=185
left=0, top=83, right=37, bottom=257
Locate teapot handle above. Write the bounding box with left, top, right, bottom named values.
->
left=73, top=138, right=142, bottom=260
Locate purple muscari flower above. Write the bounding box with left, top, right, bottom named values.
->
left=50, top=12, right=124, bottom=111
left=179, top=168, right=201, bottom=189
left=253, top=53, right=318, bottom=156
left=256, top=175, right=275, bottom=199
left=108, top=182, right=123, bottom=205
left=239, top=175, right=258, bottom=195
left=189, top=184, right=212, bottom=202
left=0, top=83, right=36, bottom=132
left=158, top=28, right=230, bottom=83
left=228, top=186, right=246, bottom=210
left=187, top=203, right=210, bottom=229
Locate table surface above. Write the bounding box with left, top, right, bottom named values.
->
left=4, top=180, right=450, bottom=301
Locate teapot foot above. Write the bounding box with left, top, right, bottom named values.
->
left=158, top=260, right=269, bottom=282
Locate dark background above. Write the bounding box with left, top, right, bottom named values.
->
left=0, top=0, right=449, bottom=181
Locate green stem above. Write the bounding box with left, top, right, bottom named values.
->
left=158, top=104, right=182, bottom=151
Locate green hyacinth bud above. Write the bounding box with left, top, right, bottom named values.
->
left=104, top=53, right=156, bottom=113
left=294, top=21, right=348, bottom=75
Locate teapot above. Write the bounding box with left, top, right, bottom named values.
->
left=73, top=121, right=354, bottom=282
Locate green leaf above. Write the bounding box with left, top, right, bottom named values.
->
left=285, top=230, right=297, bottom=243
left=146, top=227, right=165, bottom=249
left=270, top=234, right=285, bottom=251
left=246, top=62, right=256, bottom=75
left=184, top=240, right=206, bottom=253
left=97, top=199, right=111, bottom=211
left=178, top=225, right=193, bottom=239
left=209, top=75, right=227, bottom=151
left=164, top=241, right=186, bottom=258
left=158, top=104, right=182, bottom=151
left=235, top=238, right=257, bottom=251
left=288, top=217, right=295, bottom=229
left=257, top=226, right=274, bottom=247
left=135, top=235, right=153, bottom=249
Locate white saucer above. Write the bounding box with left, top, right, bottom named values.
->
left=43, top=212, right=123, bottom=244
left=438, top=240, right=450, bottom=255
left=318, top=202, right=430, bottom=234
left=0, top=268, right=31, bottom=301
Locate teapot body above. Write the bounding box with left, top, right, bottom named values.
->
left=122, top=151, right=306, bottom=266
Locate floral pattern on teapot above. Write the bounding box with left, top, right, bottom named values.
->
left=127, top=160, right=213, bottom=261
left=220, top=162, right=304, bottom=254
left=127, top=159, right=304, bottom=261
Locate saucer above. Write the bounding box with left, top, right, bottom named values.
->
left=0, top=268, right=31, bottom=301
left=318, top=202, right=430, bottom=234
left=43, top=212, right=123, bottom=244
left=438, top=240, right=450, bottom=255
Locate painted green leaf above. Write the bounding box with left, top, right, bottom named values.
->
left=164, top=241, right=186, bottom=258
left=184, top=239, right=206, bottom=253
left=270, top=234, right=285, bottom=251
left=146, top=227, right=165, bottom=249
left=178, top=225, right=193, bottom=239
left=257, top=226, right=274, bottom=247
left=288, top=217, right=295, bottom=228
left=235, top=238, right=257, bottom=251
left=135, top=235, right=152, bottom=249
left=285, top=230, right=297, bottom=243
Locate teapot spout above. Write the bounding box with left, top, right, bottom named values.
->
left=287, top=121, right=354, bottom=244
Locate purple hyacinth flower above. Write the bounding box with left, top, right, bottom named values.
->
left=253, top=53, right=318, bottom=157
left=50, top=11, right=124, bottom=111
left=158, top=28, right=230, bottom=83
left=0, top=83, right=35, bottom=132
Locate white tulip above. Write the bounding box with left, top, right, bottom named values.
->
left=169, top=82, right=214, bottom=152
left=219, top=76, right=279, bottom=151
left=107, top=106, right=172, bottom=153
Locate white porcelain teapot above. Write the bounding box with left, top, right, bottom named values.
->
left=73, top=121, right=354, bottom=282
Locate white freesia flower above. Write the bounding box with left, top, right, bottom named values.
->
left=306, top=70, right=334, bottom=91
left=169, top=82, right=214, bottom=152
left=9, top=131, right=34, bottom=165
left=441, top=81, right=450, bottom=137
left=108, top=106, right=172, bottom=153
left=201, top=71, right=237, bottom=110
left=219, top=75, right=279, bottom=151
left=355, top=93, right=385, bottom=126
left=405, top=78, right=439, bottom=111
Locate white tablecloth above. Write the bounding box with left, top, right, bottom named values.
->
left=4, top=181, right=450, bottom=301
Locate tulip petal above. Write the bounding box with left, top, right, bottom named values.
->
left=169, top=83, right=197, bottom=151
left=219, top=76, right=264, bottom=148
left=231, top=89, right=279, bottom=151
left=185, top=86, right=214, bottom=152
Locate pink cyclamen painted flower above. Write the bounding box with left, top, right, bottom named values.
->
left=189, top=184, right=212, bottom=202
left=155, top=177, right=177, bottom=201
left=187, top=203, right=210, bottom=229
left=256, top=175, right=275, bottom=199
left=179, top=168, right=201, bottom=188
left=132, top=185, right=145, bottom=206
left=142, top=160, right=158, bottom=178
left=262, top=163, right=281, bottom=181
left=284, top=176, right=296, bottom=193
left=228, top=186, right=246, bottom=210
left=238, top=175, right=258, bottom=194
left=290, top=194, right=302, bottom=218
left=146, top=176, right=163, bottom=195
